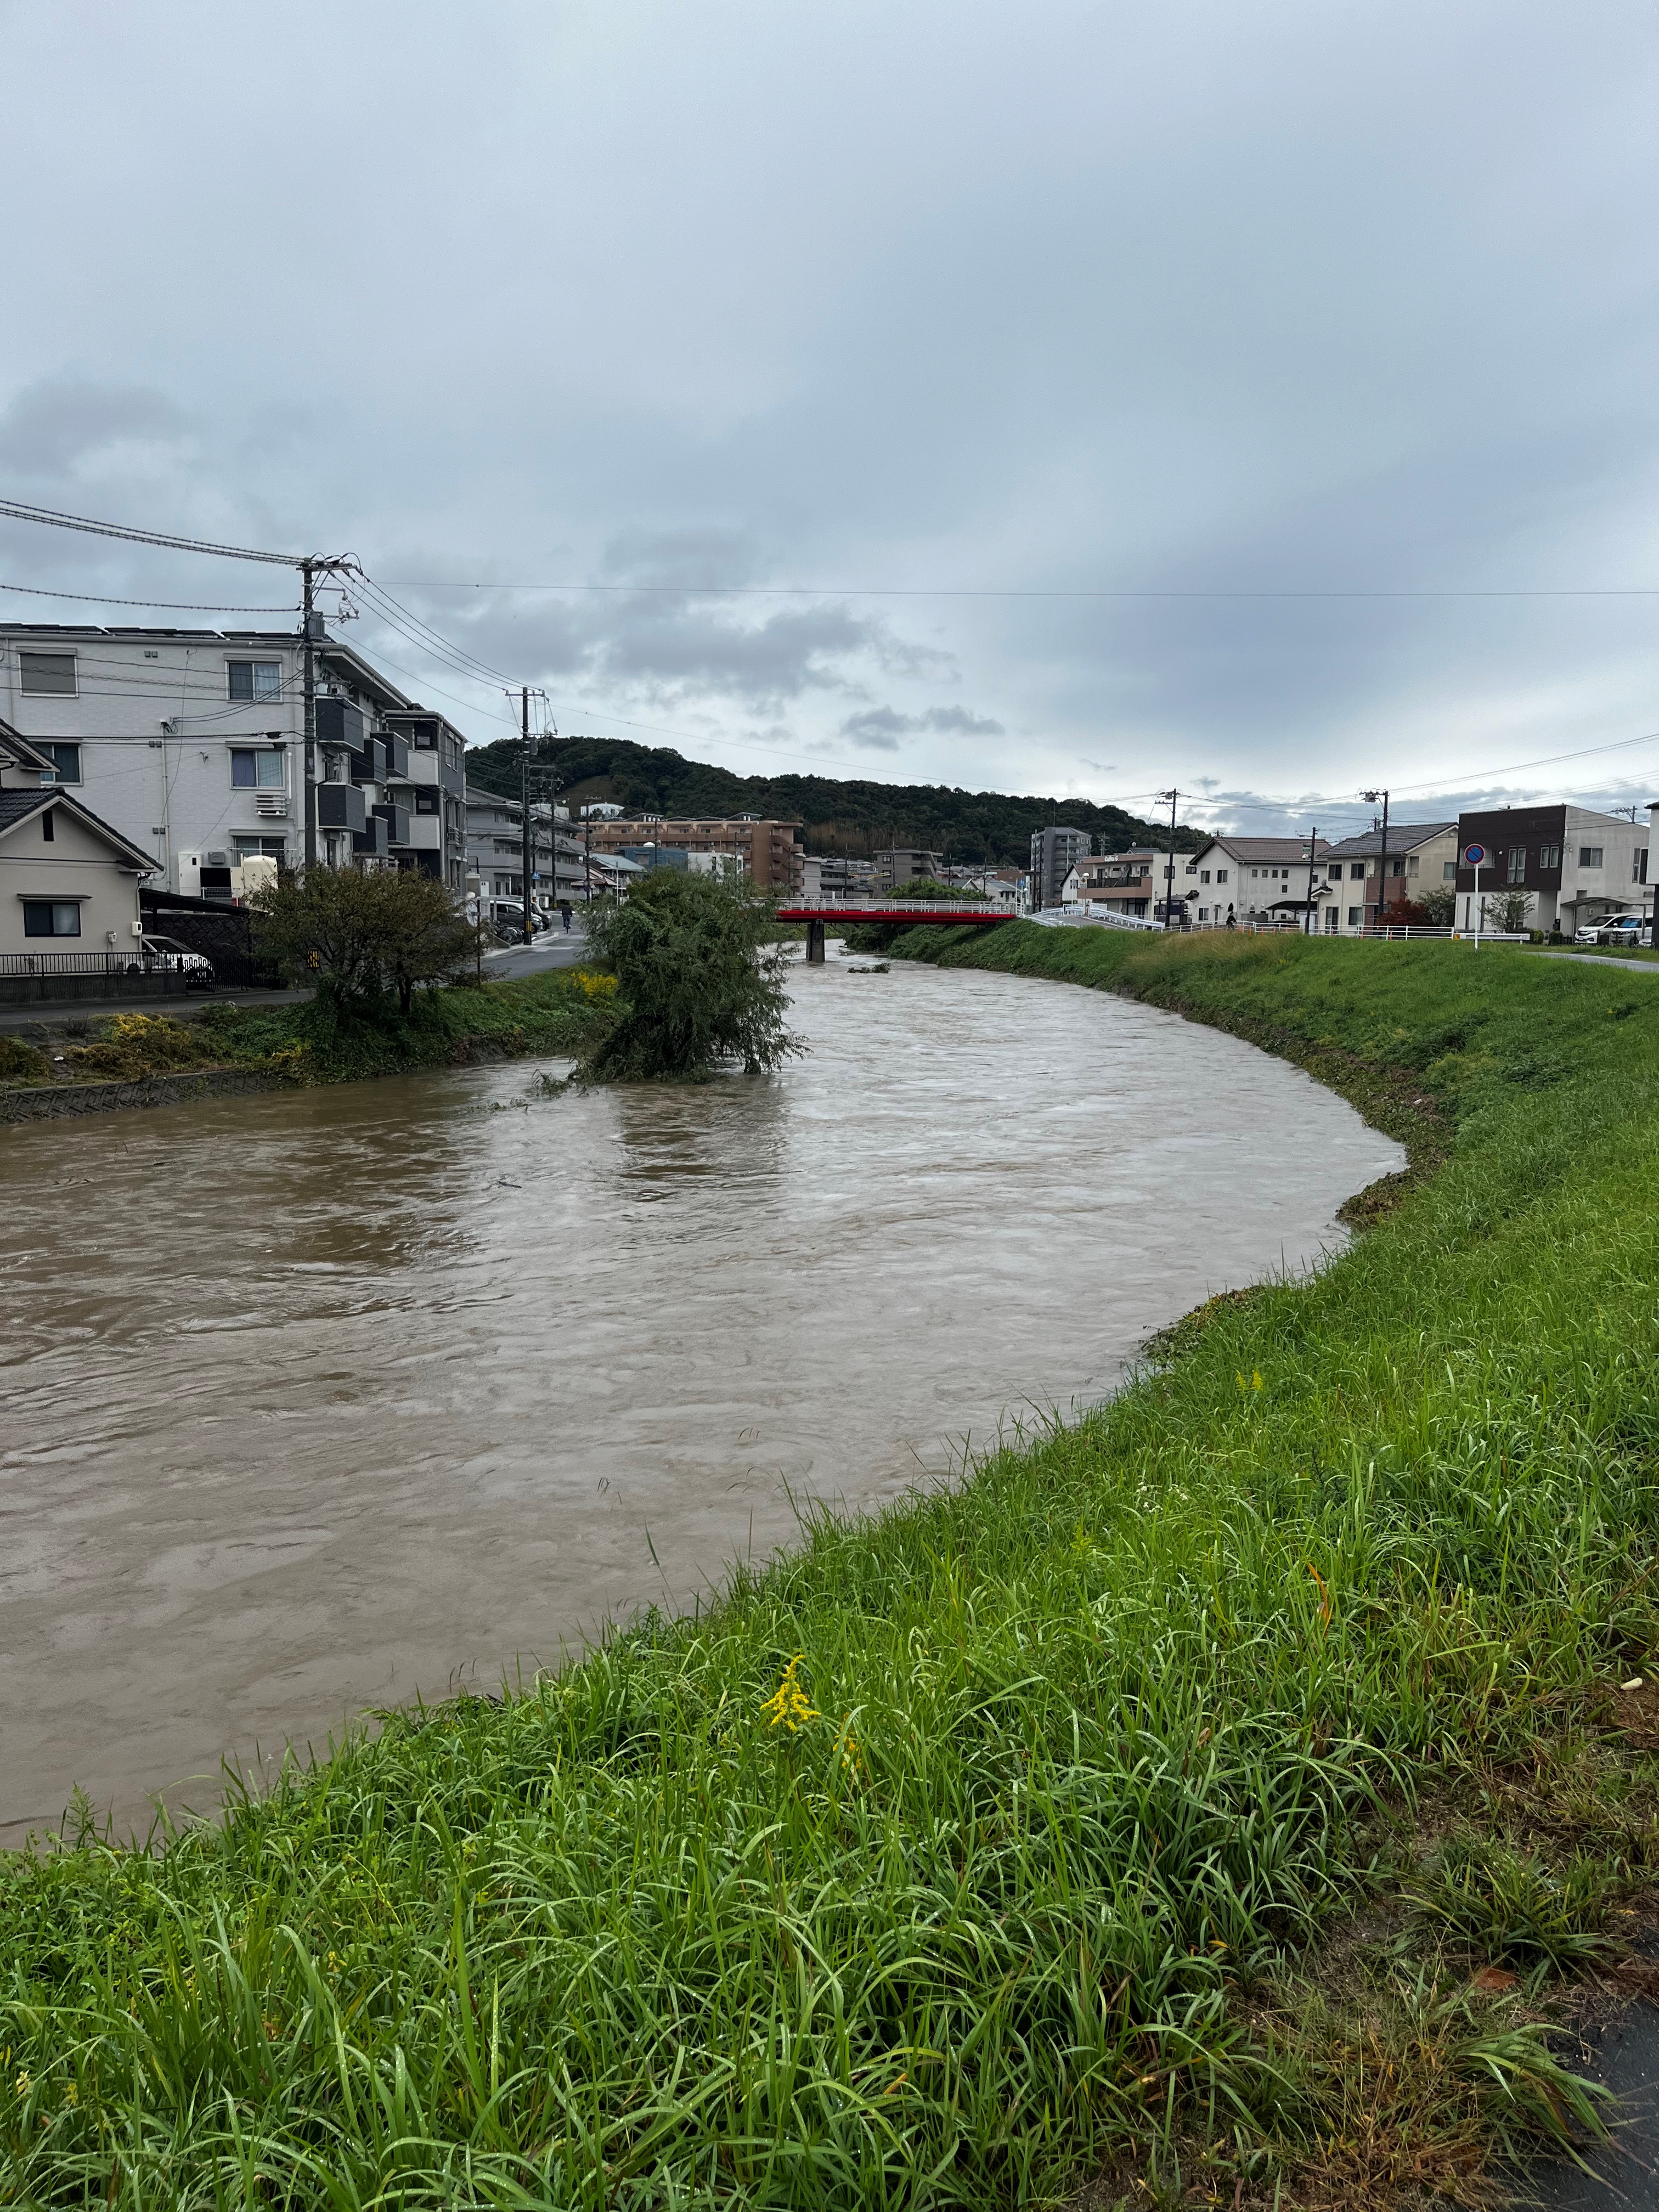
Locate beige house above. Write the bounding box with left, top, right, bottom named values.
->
left=1, top=718, right=157, bottom=960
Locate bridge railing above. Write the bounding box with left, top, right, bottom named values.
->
left=780, top=898, right=1014, bottom=917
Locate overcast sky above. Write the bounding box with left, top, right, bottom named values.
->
left=2, top=0, right=1656, bottom=834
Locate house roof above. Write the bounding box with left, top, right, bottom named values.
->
left=0, top=783, right=160, bottom=872
left=0, top=714, right=55, bottom=775
left=1324, top=822, right=1455, bottom=857
left=1195, top=836, right=1330, bottom=863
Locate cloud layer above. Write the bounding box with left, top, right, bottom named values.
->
left=1, top=0, right=1656, bottom=826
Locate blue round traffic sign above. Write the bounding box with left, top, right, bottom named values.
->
left=1463, top=843, right=1486, bottom=867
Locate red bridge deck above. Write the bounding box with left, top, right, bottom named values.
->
left=776, top=901, right=1013, bottom=926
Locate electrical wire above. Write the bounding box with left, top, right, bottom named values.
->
left=0, top=580, right=300, bottom=613
left=0, top=494, right=342, bottom=568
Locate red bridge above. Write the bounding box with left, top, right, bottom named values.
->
left=775, top=898, right=1016, bottom=962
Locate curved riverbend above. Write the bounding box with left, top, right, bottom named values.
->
left=0, top=956, right=1401, bottom=1838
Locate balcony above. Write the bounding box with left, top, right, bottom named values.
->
left=317, top=782, right=368, bottom=835
left=396, top=814, right=443, bottom=851
left=371, top=802, right=409, bottom=847
left=353, top=814, right=388, bottom=858
left=399, top=747, right=441, bottom=787
left=380, top=729, right=411, bottom=780
left=314, top=699, right=365, bottom=753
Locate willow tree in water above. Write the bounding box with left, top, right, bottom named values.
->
left=578, top=868, right=804, bottom=1080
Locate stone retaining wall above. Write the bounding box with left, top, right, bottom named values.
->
left=0, top=972, right=190, bottom=1008
left=1, top=1066, right=285, bottom=1124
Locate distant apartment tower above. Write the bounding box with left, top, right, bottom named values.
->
left=1029, top=825, right=1092, bottom=910
left=583, top=814, right=804, bottom=893
left=874, top=847, right=944, bottom=891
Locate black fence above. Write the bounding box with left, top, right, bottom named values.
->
left=139, top=892, right=285, bottom=990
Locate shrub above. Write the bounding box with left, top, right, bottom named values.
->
left=0, top=1035, right=50, bottom=1086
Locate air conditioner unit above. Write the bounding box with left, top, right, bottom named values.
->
left=205, top=850, right=229, bottom=866
left=255, top=792, right=289, bottom=819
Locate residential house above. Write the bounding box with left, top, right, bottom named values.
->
left=464, top=785, right=586, bottom=927
left=1452, top=805, right=1651, bottom=936
left=1, top=717, right=158, bottom=963
left=0, top=622, right=469, bottom=895
left=1319, top=821, right=1459, bottom=934
left=1073, top=850, right=1179, bottom=920
left=1182, top=836, right=1333, bottom=927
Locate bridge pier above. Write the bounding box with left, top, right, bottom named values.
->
left=805, top=918, right=826, bottom=964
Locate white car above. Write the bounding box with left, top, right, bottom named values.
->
left=1575, top=912, right=1651, bottom=947
left=135, top=934, right=216, bottom=986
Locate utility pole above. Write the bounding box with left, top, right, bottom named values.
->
left=520, top=686, right=534, bottom=945
left=1159, top=788, right=1180, bottom=928
left=1363, top=787, right=1390, bottom=936
left=302, top=558, right=317, bottom=872
left=1304, top=825, right=1319, bottom=934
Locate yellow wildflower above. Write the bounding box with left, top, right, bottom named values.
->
left=760, top=1655, right=819, bottom=1733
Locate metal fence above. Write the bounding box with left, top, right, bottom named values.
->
left=0, top=950, right=178, bottom=977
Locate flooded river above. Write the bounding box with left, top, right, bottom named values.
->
left=0, top=956, right=1402, bottom=1839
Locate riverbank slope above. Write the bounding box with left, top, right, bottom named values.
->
left=3, top=929, right=1657, bottom=2209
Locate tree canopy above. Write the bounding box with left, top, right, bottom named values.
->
left=578, top=869, right=802, bottom=1081
left=250, top=868, right=477, bottom=1013
left=465, top=734, right=1200, bottom=867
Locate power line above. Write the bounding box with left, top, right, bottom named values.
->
left=0, top=494, right=335, bottom=568
left=0, top=580, right=299, bottom=613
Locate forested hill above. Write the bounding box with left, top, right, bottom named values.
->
left=462, top=733, right=1197, bottom=865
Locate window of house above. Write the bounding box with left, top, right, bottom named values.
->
left=1351, top=862, right=1366, bottom=879
left=1198, top=906, right=1209, bottom=922
left=414, top=789, right=439, bottom=814
left=22, top=898, right=81, bottom=937
left=1406, top=855, right=1419, bottom=876
left=227, top=660, right=282, bottom=702
left=1328, top=864, right=1342, bottom=881
left=36, top=742, right=81, bottom=782
left=1347, top=905, right=1362, bottom=927
left=1199, top=870, right=1211, bottom=884
left=1216, top=868, right=1227, bottom=882
left=1639, top=848, right=1650, bottom=885
left=230, top=747, right=285, bottom=788
left=1579, top=846, right=1604, bottom=868
left=1443, top=861, right=1458, bottom=880
left=1539, top=844, right=1561, bottom=870
left=1390, top=858, right=1406, bottom=876
left=40, top=809, right=54, bottom=842
left=1506, top=848, right=1527, bottom=883
left=233, top=836, right=288, bottom=860
left=18, top=651, right=76, bottom=696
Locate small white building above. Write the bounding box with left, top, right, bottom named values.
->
left=1181, top=836, right=1333, bottom=927
left=1, top=718, right=157, bottom=961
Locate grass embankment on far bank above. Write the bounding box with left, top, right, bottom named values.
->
left=4, top=930, right=1659, bottom=2207
left=0, top=969, right=614, bottom=1094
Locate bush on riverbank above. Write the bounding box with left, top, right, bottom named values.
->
left=0, top=973, right=613, bottom=1093
left=4, top=930, right=1658, bottom=2207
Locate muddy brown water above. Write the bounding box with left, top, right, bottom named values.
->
left=0, top=957, right=1402, bottom=1842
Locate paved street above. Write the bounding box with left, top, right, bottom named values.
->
left=481, top=928, right=590, bottom=980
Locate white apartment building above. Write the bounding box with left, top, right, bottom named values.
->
left=0, top=623, right=468, bottom=899
left=1181, top=836, right=1332, bottom=927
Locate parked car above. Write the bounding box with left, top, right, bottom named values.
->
left=1576, top=912, right=1652, bottom=947
left=133, top=934, right=216, bottom=987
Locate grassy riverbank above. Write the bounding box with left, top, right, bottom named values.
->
left=4, top=930, right=1659, bottom=2208
left=0, top=970, right=611, bottom=1096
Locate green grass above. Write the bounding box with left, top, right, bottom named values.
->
left=4, top=928, right=1658, bottom=2207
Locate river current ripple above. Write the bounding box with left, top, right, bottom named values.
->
left=0, top=956, right=1401, bottom=1838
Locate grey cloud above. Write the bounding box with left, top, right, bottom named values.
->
left=0, top=375, right=190, bottom=476
left=839, top=703, right=1006, bottom=749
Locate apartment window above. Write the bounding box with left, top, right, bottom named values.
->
left=18, top=650, right=77, bottom=696
left=1348, top=862, right=1364, bottom=879
left=230, top=747, right=285, bottom=788
left=1507, top=848, right=1527, bottom=884
left=1327, top=864, right=1342, bottom=882
left=1215, top=868, right=1227, bottom=882
left=227, top=659, right=282, bottom=702
left=40, top=809, right=54, bottom=842
left=36, top=741, right=81, bottom=783
left=1539, top=844, right=1561, bottom=870
left=22, top=898, right=81, bottom=937
left=414, top=789, right=440, bottom=814
left=233, top=835, right=288, bottom=860
left=1579, top=845, right=1604, bottom=868
left=1390, top=858, right=1406, bottom=877
left=1347, top=906, right=1362, bottom=927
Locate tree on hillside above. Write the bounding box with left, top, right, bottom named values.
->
left=461, top=733, right=1197, bottom=866
left=250, top=868, right=478, bottom=1013
left=578, top=869, right=803, bottom=1081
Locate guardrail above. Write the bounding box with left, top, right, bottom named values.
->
left=0, top=950, right=200, bottom=977
left=788, top=898, right=1014, bottom=916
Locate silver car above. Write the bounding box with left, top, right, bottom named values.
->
left=1575, top=912, right=1651, bottom=947
left=136, top=934, right=216, bottom=986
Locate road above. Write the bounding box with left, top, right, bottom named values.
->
left=481, top=928, right=590, bottom=980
